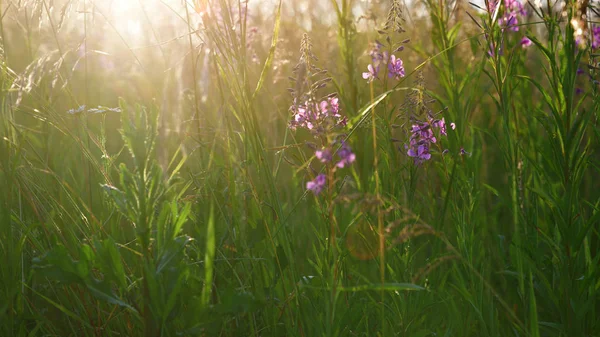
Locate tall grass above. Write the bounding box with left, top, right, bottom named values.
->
left=1, top=0, right=599, bottom=336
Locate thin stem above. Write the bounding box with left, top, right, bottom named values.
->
left=184, top=2, right=201, bottom=133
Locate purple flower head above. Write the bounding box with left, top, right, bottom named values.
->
left=387, top=55, right=405, bottom=80
left=488, top=0, right=526, bottom=32
left=335, top=141, right=356, bottom=168
left=316, top=148, right=333, bottom=163
left=407, top=144, right=431, bottom=164
left=362, top=64, right=379, bottom=83
left=328, top=97, right=340, bottom=115
left=368, top=41, right=388, bottom=67
left=404, top=116, right=453, bottom=165
left=503, top=14, right=519, bottom=31
left=521, top=37, right=532, bottom=48
left=307, top=174, right=326, bottom=195
left=487, top=0, right=499, bottom=15
left=592, top=26, right=600, bottom=49
left=411, top=122, right=437, bottom=144
left=432, top=118, right=446, bottom=136
left=502, top=0, right=526, bottom=31
left=289, top=95, right=346, bottom=132
left=432, top=117, right=456, bottom=136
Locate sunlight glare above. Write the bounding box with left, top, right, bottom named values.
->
left=109, top=0, right=145, bottom=41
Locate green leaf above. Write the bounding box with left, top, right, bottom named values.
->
left=201, top=202, right=216, bottom=308
left=156, top=235, right=193, bottom=275
left=101, top=184, right=127, bottom=214
left=32, top=245, right=84, bottom=283
left=529, top=272, right=540, bottom=337
left=94, top=238, right=127, bottom=290
left=32, top=244, right=134, bottom=312
left=251, top=0, right=281, bottom=100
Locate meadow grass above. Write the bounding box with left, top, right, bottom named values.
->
left=1, top=0, right=599, bottom=336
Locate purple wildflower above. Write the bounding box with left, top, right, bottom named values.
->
left=335, top=141, right=356, bottom=168
left=592, top=26, right=600, bottom=49
left=406, top=120, right=435, bottom=164
left=502, top=0, right=526, bottom=31
left=316, top=148, right=333, bottom=163
left=488, top=0, right=526, bottom=33
left=521, top=37, right=532, bottom=48
left=362, top=64, right=378, bottom=83
left=368, top=41, right=388, bottom=66
left=405, top=117, right=454, bottom=165
left=307, top=174, right=326, bottom=195
left=289, top=95, right=346, bottom=132
left=320, top=97, right=346, bottom=126
left=411, top=122, right=437, bottom=144
left=407, top=144, right=431, bottom=164
left=328, top=97, right=340, bottom=114
left=432, top=118, right=449, bottom=136
left=387, top=55, right=405, bottom=80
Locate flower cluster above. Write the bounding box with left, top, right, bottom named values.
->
left=315, top=140, right=356, bottom=168
left=485, top=0, right=531, bottom=52
left=488, top=0, right=526, bottom=32
left=289, top=96, right=346, bottom=132
left=362, top=41, right=405, bottom=82
left=289, top=93, right=355, bottom=195
left=405, top=117, right=455, bottom=165
left=502, top=0, right=526, bottom=31
left=592, top=26, right=600, bottom=49
left=306, top=174, right=326, bottom=195
left=574, top=25, right=600, bottom=50
left=287, top=34, right=356, bottom=196
left=306, top=139, right=356, bottom=194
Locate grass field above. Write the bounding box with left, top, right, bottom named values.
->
left=1, top=0, right=599, bottom=336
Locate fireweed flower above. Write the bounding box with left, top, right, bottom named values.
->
left=316, top=148, right=333, bottom=163
left=592, top=26, right=600, bottom=49
left=485, top=0, right=527, bottom=56
left=368, top=41, right=388, bottom=67
left=491, top=0, right=526, bottom=31
left=433, top=118, right=455, bottom=135
left=289, top=96, right=347, bottom=132
left=307, top=174, right=326, bottom=195
left=388, top=54, right=405, bottom=80
left=363, top=49, right=406, bottom=82
left=362, top=64, right=379, bottom=82
left=288, top=95, right=354, bottom=194
left=335, top=141, right=356, bottom=168
left=288, top=34, right=357, bottom=196
left=575, top=26, right=600, bottom=50
left=407, top=144, right=431, bottom=164
left=405, top=116, right=455, bottom=165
